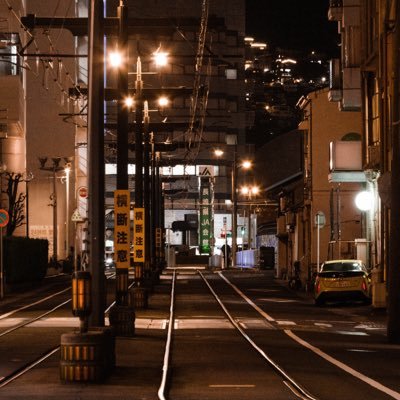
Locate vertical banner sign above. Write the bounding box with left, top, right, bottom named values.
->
left=199, top=177, right=213, bottom=254
left=114, top=190, right=130, bottom=269
left=155, top=227, right=162, bottom=258
left=133, top=207, right=145, bottom=262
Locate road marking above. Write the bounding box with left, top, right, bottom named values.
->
left=347, top=349, right=376, bottom=353
left=209, top=384, right=255, bottom=388
left=314, top=323, right=332, bottom=328
left=285, top=329, right=400, bottom=400
left=218, top=272, right=275, bottom=322
left=336, top=331, right=368, bottom=336
left=276, top=320, right=296, bottom=326
left=260, top=298, right=298, bottom=303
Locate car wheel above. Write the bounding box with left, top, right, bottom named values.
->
left=363, top=298, right=372, bottom=305
left=315, top=297, right=325, bottom=307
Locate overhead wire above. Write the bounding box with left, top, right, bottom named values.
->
left=3, top=0, right=84, bottom=115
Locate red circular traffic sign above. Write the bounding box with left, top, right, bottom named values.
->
left=77, top=186, right=88, bottom=199
left=0, top=209, right=9, bottom=228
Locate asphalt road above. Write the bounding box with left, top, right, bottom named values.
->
left=0, top=268, right=397, bottom=400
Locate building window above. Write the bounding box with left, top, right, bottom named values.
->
left=0, top=33, right=20, bottom=76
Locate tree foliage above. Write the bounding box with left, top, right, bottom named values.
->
left=2, top=172, right=27, bottom=236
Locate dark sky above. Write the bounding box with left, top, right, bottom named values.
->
left=245, top=1, right=340, bottom=57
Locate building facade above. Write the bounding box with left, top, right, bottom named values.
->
left=0, top=0, right=247, bottom=264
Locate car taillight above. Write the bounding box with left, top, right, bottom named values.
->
left=315, top=280, right=320, bottom=293
left=362, top=281, right=367, bottom=291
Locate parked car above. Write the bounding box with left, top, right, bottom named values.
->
left=314, top=259, right=371, bottom=306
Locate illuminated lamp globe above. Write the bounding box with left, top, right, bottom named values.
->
left=355, top=191, right=374, bottom=211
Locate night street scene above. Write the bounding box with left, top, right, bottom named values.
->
left=1, top=1, right=400, bottom=399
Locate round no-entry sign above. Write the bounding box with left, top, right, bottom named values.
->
left=0, top=209, right=9, bottom=228
left=77, top=186, right=88, bottom=199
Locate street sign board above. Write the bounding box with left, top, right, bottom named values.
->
left=71, top=208, right=84, bottom=222
left=133, top=207, right=145, bottom=263
left=77, top=186, right=88, bottom=199
left=0, top=209, right=9, bottom=228
left=315, top=211, right=326, bottom=228
left=114, top=190, right=130, bottom=269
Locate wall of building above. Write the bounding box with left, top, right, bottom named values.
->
left=23, top=1, right=77, bottom=259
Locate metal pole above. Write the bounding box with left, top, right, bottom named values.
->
left=65, top=166, right=70, bottom=259
left=134, top=57, right=144, bottom=285
left=116, top=0, right=129, bottom=306
left=388, top=0, right=400, bottom=343
left=87, top=0, right=105, bottom=327
left=26, top=180, right=29, bottom=237
left=143, top=102, right=151, bottom=275
left=53, top=167, right=58, bottom=263
left=0, top=226, right=3, bottom=299
left=150, top=132, right=156, bottom=266
left=231, top=148, right=237, bottom=268
left=317, top=218, right=320, bottom=272
left=135, top=57, right=144, bottom=208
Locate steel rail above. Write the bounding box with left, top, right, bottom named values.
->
left=0, top=287, right=71, bottom=320
left=0, top=347, right=60, bottom=388
left=158, top=269, right=176, bottom=400
left=0, top=271, right=118, bottom=387
left=198, top=270, right=318, bottom=400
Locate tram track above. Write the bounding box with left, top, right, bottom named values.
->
left=0, top=271, right=118, bottom=388
left=157, top=268, right=318, bottom=400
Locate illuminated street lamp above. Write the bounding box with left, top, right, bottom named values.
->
left=355, top=190, right=374, bottom=212
left=108, top=50, right=123, bottom=69
left=214, top=148, right=224, bottom=157
left=153, top=51, right=169, bottom=67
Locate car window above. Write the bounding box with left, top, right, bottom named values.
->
left=321, top=262, right=363, bottom=272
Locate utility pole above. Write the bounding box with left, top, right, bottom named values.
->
left=109, top=0, right=136, bottom=336
left=388, top=1, right=400, bottom=343
left=143, top=102, right=151, bottom=277
left=87, top=0, right=105, bottom=327
left=115, top=0, right=129, bottom=307
left=134, top=57, right=144, bottom=285
left=231, top=148, right=237, bottom=268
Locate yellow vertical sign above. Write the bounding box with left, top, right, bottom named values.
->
left=155, top=227, right=162, bottom=257
left=133, top=207, right=145, bottom=263
left=114, top=190, right=130, bottom=269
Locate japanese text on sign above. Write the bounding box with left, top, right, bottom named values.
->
left=114, top=190, right=130, bottom=269
left=133, top=207, right=145, bottom=263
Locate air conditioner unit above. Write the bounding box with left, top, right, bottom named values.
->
left=340, top=67, right=361, bottom=110
left=329, top=59, right=342, bottom=102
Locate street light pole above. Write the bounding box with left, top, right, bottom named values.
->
left=64, top=163, right=71, bottom=259
left=38, top=157, right=66, bottom=265
left=87, top=0, right=105, bottom=327
left=134, top=57, right=144, bottom=287
left=135, top=57, right=144, bottom=208
left=52, top=162, right=58, bottom=263
left=115, top=0, right=129, bottom=307
left=143, top=101, right=151, bottom=277
left=231, top=149, right=237, bottom=268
